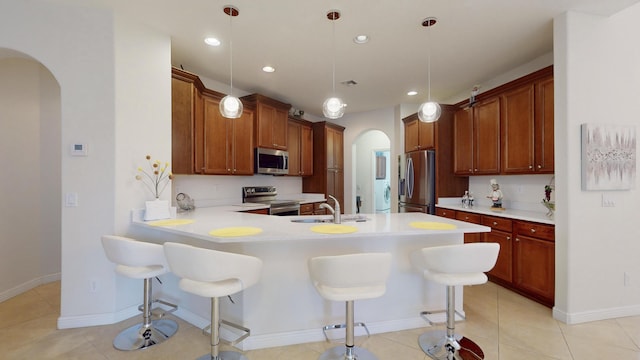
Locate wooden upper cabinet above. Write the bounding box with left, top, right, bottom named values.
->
left=241, top=94, right=291, bottom=150
left=404, top=115, right=435, bottom=152
left=501, top=84, right=535, bottom=173
left=502, top=73, right=554, bottom=174
left=535, top=76, right=554, bottom=173
left=202, top=95, right=254, bottom=175
left=288, top=118, right=313, bottom=176
left=454, top=98, right=500, bottom=175
left=326, top=126, right=343, bottom=170
left=171, top=71, right=201, bottom=174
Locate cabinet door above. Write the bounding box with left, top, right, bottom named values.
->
left=535, top=76, right=554, bottom=173
left=231, top=110, right=254, bottom=175
left=202, top=96, right=231, bottom=174
left=300, top=123, right=313, bottom=175
left=514, top=235, right=555, bottom=303
left=502, top=84, right=535, bottom=173
left=435, top=208, right=456, bottom=219
left=484, top=229, right=512, bottom=283
left=453, top=108, right=473, bottom=175
left=171, top=77, right=196, bottom=174
left=287, top=121, right=301, bottom=176
left=456, top=211, right=482, bottom=243
left=326, top=169, right=344, bottom=213
left=272, top=108, right=289, bottom=150
left=405, top=119, right=420, bottom=153
left=327, top=127, right=343, bottom=170
left=256, top=103, right=275, bottom=149
left=473, top=97, right=501, bottom=174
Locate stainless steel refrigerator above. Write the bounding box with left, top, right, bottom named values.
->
left=398, top=149, right=436, bottom=214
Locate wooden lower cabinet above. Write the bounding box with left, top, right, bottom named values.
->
left=243, top=208, right=269, bottom=215
left=435, top=207, right=555, bottom=307
left=300, top=202, right=328, bottom=216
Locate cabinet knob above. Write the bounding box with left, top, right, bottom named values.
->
left=493, top=221, right=498, bottom=226
left=474, top=168, right=478, bottom=172
left=515, top=237, right=519, bottom=242
left=538, top=164, right=543, bottom=169
left=507, top=236, right=511, bottom=241
left=530, top=228, right=536, bottom=233
left=465, top=216, right=469, bottom=220
left=529, top=165, right=533, bottom=169
left=469, top=169, right=473, bottom=172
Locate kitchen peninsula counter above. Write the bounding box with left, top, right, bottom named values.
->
left=130, top=209, right=490, bottom=350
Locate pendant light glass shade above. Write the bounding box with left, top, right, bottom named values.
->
left=220, top=5, right=243, bottom=119
left=323, top=96, right=346, bottom=119
left=322, top=10, right=346, bottom=119
left=418, top=17, right=440, bottom=123
left=220, top=95, right=243, bottom=118
left=418, top=101, right=441, bottom=123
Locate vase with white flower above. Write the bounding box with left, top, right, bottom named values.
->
left=541, top=176, right=555, bottom=218
left=136, top=155, right=173, bottom=220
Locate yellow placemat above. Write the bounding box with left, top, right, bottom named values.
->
left=209, top=227, right=263, bottom=237
left=310, top=224, right=358, bottom=234
left=148, top=219, right=195, bottom=226
left=410, top=221, right=457, bottom=230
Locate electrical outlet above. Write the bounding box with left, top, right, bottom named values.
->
left=602, top=194, right=615, bottom=207
left=624, top=272, right=631, bottom=287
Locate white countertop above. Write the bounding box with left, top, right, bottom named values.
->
left=133, top=206, right=490, bottom=243
left=436, top=203, right=554, bottom=225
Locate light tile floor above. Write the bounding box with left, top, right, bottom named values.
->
left=1, top=281, right=640, bottom=359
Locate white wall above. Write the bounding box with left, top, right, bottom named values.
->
left=0, top=58, right=61, bottom=300
left=553, top=5, right=640, bottom=323
left=0, top=1, right=173, bottom=327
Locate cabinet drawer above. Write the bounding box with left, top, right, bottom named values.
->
left=482, top=215, right=513, bottom=232
left=456, top=211, right=481, bottom=224
left=515, top=221, right=554, bottom=242
left=436, top=208, right=456, bottom=219
left=300, top=203, right=314, bottom=215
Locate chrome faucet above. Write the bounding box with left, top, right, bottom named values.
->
left=319, top=195, right=341, bottom=224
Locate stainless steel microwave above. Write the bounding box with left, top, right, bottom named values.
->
left=255, top=148, right=289, bottom=175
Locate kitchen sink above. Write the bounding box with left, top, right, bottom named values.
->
left=290, top=215, right=368, bottom=223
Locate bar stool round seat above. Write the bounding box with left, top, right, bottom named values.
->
left=163, top=242, right=262, bottom=360
left=101, top=235, right=179, bottom=351
left=413, top=243, right=499, bottom=360
left=308, top=252, right=392, bottom=360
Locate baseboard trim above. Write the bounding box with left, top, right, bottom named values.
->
left=553, top=304, right=640, bottom=324
left=0, top=272, right=61, bottom=303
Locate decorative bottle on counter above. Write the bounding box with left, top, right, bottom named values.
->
left=462, top=191, right=469, bottom=209
left=468, top=192, right=474, bottom=207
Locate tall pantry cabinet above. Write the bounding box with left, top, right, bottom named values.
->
left=303, top=121, right=345, bottom=212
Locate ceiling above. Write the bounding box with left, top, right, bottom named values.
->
left=50, top=0, right=639, bottom=117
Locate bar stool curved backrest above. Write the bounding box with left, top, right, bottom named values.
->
left=101, top=235, right=178, bottom=351
left=163, top=242, right=262, bottom=360
left=414, top=242, right=499, bottom=360
left=309, top=252, right=392, bottom=360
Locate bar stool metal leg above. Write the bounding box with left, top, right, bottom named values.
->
left=418, top=286, right=484, bottom=360
left=197, top=297, right=249, bottom=360
left=319, top=300, right=379, bottom=360
left=113, top=278, right=179, bottom=351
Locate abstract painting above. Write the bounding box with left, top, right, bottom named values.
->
left=581, top=124, right=636, bottom=190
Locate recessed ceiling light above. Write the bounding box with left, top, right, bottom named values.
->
left=353, top=34, right=369, bottom=44
left=407, top=90, right=418, bottom=96
left=204, top=37, right=221, bottom=46
left=262, top=66, right=276, bottom=73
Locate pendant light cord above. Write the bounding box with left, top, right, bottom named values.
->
left=331, top=17, right=336, bottom=94
left=229, top=10, right=234, bottom=96
left=427, top=25, right=431, bottom=102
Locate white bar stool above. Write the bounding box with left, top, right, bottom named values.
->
left=413, top=243, right=499, bottom=360
left=308, top=252, right=392, bottom=360
left=100, top=235, right=178, bottom=351
left=163, top=242, right=262, bottom=360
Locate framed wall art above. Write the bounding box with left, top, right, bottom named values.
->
left=581, top=123, right=636, bottom=191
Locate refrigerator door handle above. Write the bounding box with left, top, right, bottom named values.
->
left=406, top=157, right=414, bottom=199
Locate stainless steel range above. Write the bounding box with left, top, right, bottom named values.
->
left=242, top=186, right=300, bottom=216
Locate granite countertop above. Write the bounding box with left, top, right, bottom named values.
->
left=436, top=203, right=554, bottom=225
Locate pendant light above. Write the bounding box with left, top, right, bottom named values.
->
left=418, top=17, right=441, bottom=123
left=220, top=5, right=243, bottom=119
left=322, top=10, right=346, bottom=119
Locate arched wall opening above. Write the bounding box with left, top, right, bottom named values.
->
left=0, top=49, right=62, bottom=301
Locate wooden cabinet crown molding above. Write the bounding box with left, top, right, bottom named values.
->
left=240, top=93, right=292, bottom=111
left=454, top=65, right=553, bottom=109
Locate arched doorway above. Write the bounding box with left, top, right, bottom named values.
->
left=0, top=49, right=61, bottom=301
left=352, top=129, right=391, bottom=214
